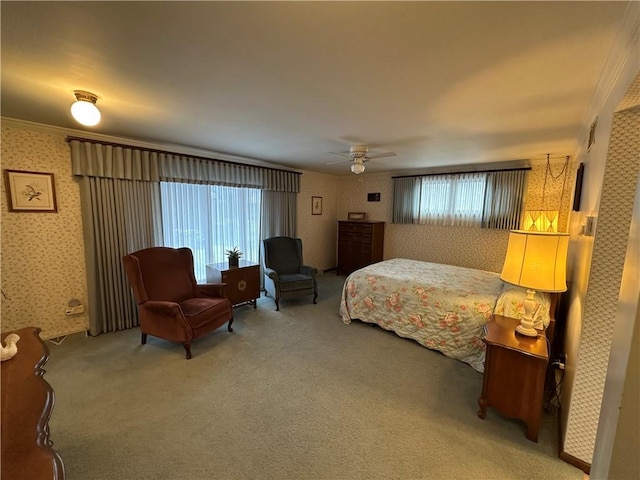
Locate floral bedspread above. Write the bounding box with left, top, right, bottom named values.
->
left=339, top=258, right=505, bottom=372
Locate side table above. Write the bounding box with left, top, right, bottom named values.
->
left=206, top=260, right=260, bottom=308
left=477, top=314, right=549, bottom=442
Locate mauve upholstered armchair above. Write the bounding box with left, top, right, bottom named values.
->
left=122, top=246, right=233, bottom=359
left=262, top=237, right=318, bottom=311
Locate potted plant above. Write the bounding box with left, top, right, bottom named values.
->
left=226, top=246, right=243, bottom=268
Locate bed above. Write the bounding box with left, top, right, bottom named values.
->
left=339, top=258, right=552, bottom=372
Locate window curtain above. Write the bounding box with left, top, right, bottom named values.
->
left=160, top=182, right=262, bottom=283
left=69, top=137, right=300, bottom=335
left=76, top=175, right=162, bottom=335
left=417, top=172, right=486, bottom=226
left=258, top=190, right=297, bottom=286
left=260, top=190, right=297, bottom=239
left=481, top=170, right=527, bottom=230
left=392, top=168, right=527, bottom=229
left=392, top=177, right=420, bottom=223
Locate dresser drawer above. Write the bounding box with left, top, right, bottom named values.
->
left=339, top=232, right=372, bottom=243
left=339, top=222, right=373, bottom=234
left=337, top=221, right=385, bottom=275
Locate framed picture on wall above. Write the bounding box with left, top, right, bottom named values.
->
left=312, top=196, right=322, bottom=215
left=4, top=169, right=58, bottom=212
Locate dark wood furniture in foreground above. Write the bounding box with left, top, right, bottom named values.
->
left=337, top=220, right=385, bottom=275
left=206, top=260, right=260, bottom=308
left=1, top=327, right=65, bottom=479
left=477, top=315, right=549, bottom=442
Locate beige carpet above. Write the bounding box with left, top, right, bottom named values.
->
left=46, top=273, right=582, bottom=480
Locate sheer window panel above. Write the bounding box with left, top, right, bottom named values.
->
left=160, top=182, right=261, bottom=283
left=417, top=173, right=486, bottom=226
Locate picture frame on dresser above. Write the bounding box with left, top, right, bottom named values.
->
left=4, top=169, right=58, bottom=213
left=312, top=196, right=322, bottom=215
left=347, top=212, right=367, bottom=220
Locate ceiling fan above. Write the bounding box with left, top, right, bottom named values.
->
left=326, top=145, right=397, bottom=174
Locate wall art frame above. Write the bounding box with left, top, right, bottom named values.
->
left=4, top=169, right=58, bottom=213
left=347, top=212, right=367, bottom=220
left=312, top=196, right=322, bottom=215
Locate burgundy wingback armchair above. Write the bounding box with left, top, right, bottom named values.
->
left=122, top=246, right=233, bottom=359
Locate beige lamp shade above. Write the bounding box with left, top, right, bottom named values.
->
left=500, top=230, right=569, bottom=292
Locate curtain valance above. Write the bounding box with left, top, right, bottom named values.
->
left=68, top=138, right=300, bottom=193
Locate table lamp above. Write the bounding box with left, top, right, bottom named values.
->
left=500, top=230, right=569, bottom=336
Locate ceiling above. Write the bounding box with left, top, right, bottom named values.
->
left=0, top=1, right=631, bottom=175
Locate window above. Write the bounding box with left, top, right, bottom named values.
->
left=393, top=169, right=527, bottom=229
left=417, top=173, right=486, bottom=226
left=160, top=182, right=261, bottom=282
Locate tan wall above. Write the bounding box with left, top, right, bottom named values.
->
left=1, top=124, right=88, bottom=338
left=296, top=170, right=339, bottom=272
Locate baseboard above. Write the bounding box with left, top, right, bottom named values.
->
left=43, top=327, right=87, bottom=342
left=322, top=267, right=338, bottom=273
left=557, top=405, right=592, bottom=474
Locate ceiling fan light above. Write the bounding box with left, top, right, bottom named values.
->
left=351, top=162, right=365, bottom=174
left=71, top=90, right=101, bottom=126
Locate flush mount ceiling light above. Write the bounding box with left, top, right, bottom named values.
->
left=70, top=90, right=101, bottom=126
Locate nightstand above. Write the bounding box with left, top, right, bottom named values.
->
left=206, top=260, right=260, bottom=308
left=477, top=314, right=549, bottom=442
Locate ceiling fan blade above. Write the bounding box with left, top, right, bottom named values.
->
left=326, top=159, right=351, bottom=165
left=366, top=151, right=397, bottom=160
left=328, top=151, right=351, bottom=158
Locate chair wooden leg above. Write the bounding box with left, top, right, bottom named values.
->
left=228, top=317, right=234, bottom=332
left=313, top=292, right=318, bottom=304
left=141, top=333, right=147, bottom=344
left=183, top=342, right=192, bottom=360
left=275, top=298, right=280, bottom=311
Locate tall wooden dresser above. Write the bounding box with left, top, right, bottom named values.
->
left=337, top=221, right=385, bottom=275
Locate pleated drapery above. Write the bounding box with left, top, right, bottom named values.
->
left=69, top=138, right=301, bottom=191
left=260, top=190, right=297, bottom=239
left=69, top=137, right=300, bottom=335
left=392, top=177, right=420, bottom=224
left=77, top=176, right=162, bottom=335
left=392, top=168, right=527, bottom=230
left=481, top=170, right=527, bottom=230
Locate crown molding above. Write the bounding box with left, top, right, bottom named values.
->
left=1, top=117, right=300, bottom=173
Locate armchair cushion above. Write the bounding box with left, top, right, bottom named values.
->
left=180, top=297, right=231, bottom=329
left=278, top=273, right=315, bottom=292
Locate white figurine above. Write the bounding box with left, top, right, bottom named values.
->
left=1, top=334, right=20, bottom=361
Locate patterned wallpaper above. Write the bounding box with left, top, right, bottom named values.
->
left=564, top=97, right=640, bottom=461
left=1, top=125, right=88, bottom=338
left=335, top=166, right=576, bottom=273
left=0, top=123, right=576, bottom=339
left=526, top=161, right=578, bottom=233
left=296, top=170, right=339, bottom=272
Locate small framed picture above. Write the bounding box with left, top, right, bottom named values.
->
left=312, top=196, right=322, bottom=215
left=348, top=212, right=367, bottom=220
left=588, top=117, right=598, bottom=151
left=4, top=169, right=58, bottom=212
